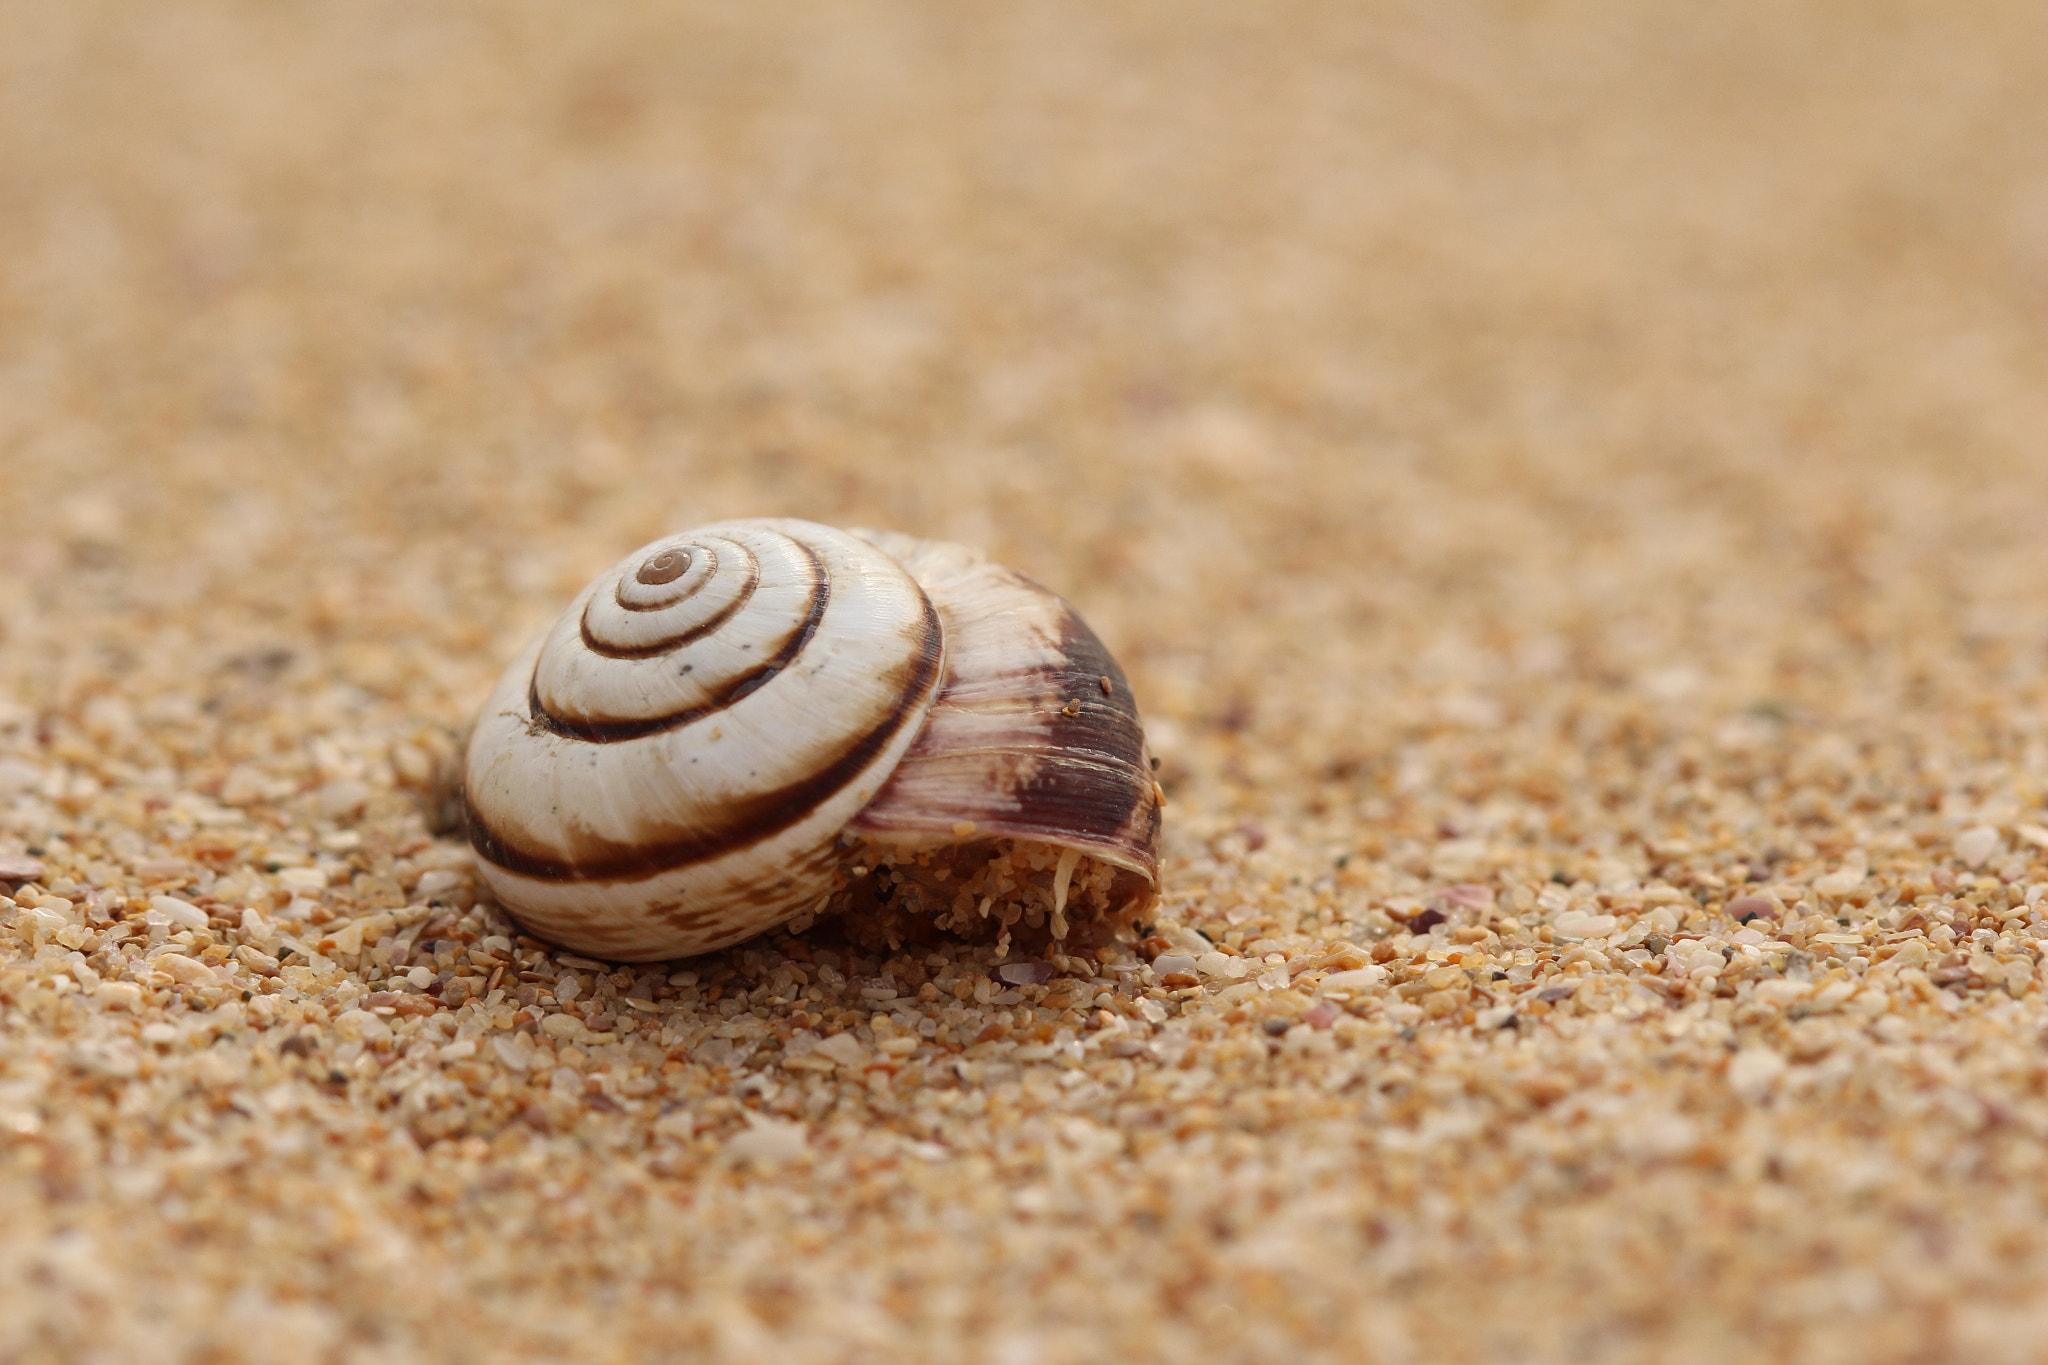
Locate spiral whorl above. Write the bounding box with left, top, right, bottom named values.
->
left=463, top=520, right=946, bottom=960
left=532, top=528, right=827, bottom=739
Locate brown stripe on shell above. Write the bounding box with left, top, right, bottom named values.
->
left=471, top=592, right=944, bottom=883
left=538, top=540, right=821, bottom=742
left=845, top=530, right=1162, bottom=883
left=502, top=839, right=845, bottom=962
left=651, top=839, right=841, bottom=937
left=577, top=540, right=763, bottom=658
left=992, top=606, right=1162, bottom=875
left=618, top=544, right=708, bottom=610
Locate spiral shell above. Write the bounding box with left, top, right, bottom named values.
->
left=463, top=519, right=1161, bottom=960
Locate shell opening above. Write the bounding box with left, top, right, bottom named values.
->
left=818, top=838, right=1155, bottom=958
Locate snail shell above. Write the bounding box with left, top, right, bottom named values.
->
left=462, top=518, right=1162, bottom=961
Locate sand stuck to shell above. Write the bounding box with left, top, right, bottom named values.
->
left=814, top=839, right=1154, bottom=957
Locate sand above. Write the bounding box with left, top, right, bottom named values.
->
left=4, top=2, right=2048, bottom=1361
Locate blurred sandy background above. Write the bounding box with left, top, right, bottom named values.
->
left=3, top=3, right=2048, bottom=1362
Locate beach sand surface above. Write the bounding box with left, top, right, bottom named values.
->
left=3, top=3, right=2048, bottom=1361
